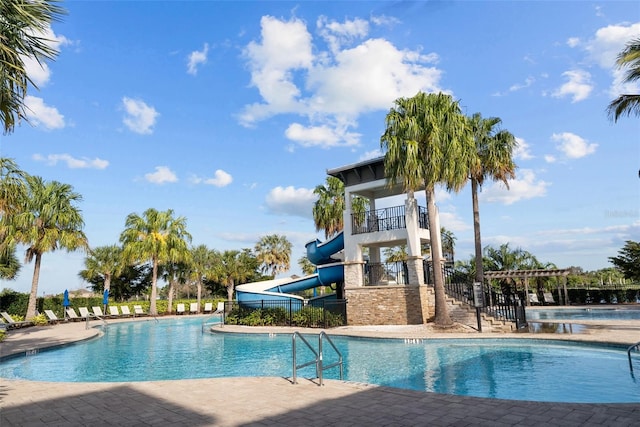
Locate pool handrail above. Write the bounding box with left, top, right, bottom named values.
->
left=627, top=341, right=640, bottom=372
left=291, top=331, right=343, bottom=386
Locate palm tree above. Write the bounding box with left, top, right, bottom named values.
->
left=313, top=176, right=368, bottom=238
left=0, top=158, right=28, bottom=280
left=607, top=37, right=640, bottom=122
left=213, top=249, right=256, bottom=301
left=381, top=91, right=474, bottom=327
left=483, top=243, right=538, bottom=295
left=79, top=244, right=123, bottom=293
left=0, top=0, right=66, bottom=134
left=467, top=113, right=517, bottom=286
left=120, top=208, right=191, bottom=315
left=2, top=176, right=89, bottom=318
left=161, top=259, right=190, bottom=314
left=254, top=234, right=292, bottom=277
left=188, top=244, right=215, bottom=313
left=298, top=256, right=315, bottom=276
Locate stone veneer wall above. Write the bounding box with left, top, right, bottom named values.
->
left=344, top=285, right=434, bottom=325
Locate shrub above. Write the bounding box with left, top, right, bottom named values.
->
left=32, top=314, right=48, bottom=326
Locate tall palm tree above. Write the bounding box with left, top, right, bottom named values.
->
left=79, top=244, right=123, bottom=293
left=381, top=91, right=474, bottom=327
left=188, top=244, right=215, bottom=313
left=298, top=256, right=316, bottom=276
left=161, top=259, right=190, bottom=314
left=2, top=175, right=89, bottom=318
left=0, top=158, right=28, bottom=280
left=254, top=234, right=292, bottom=277
left=467, top=113, right=517, bottom=286
left=213, top=249, right=256, bottom=301
left=120, top=208, right=191, bottom=315
left=607, top=37, right=640, bottom=122
left=313, top=176, right=368, bottom=239
left=0, top=0, right=66, bottom=134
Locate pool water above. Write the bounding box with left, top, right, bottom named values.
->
left=1, top=317, right=639, bottom=403
left=527, top=307, right=640, bottom=321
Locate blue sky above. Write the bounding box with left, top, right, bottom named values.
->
left=1, top=1, right=639, bottom=296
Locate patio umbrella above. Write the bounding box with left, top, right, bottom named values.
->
left=103, top=289, right=109, bottom=313
left=63, top=289, right=70, bottom=319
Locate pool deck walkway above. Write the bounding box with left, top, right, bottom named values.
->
left=2, top=316, right=640, bottom=426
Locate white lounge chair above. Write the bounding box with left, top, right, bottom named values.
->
left=92, top=306, right=104, bottom=317
left=528, top=293, right=541, bottom=305
left=203, top=302, right=213, bottom=313
left=120, top=306, right=132, bottom=317
left=133, top=305, right=147, bottom=316
left=109, top=306, right=120, bottom=317
left=78, top=307, right=92, bottom=318
left=66, top=307, right=81, bottom=321
left=189, top=302, right=198, bottom=314
left=176, top=303, right=186, bottom=315
left=44, top=309, right=61, bottom=324
left=213, top=302, right=225, bottom=315
left=543, top=292, right=556, bottom=305
left=0, top=311, right=33, bottom=329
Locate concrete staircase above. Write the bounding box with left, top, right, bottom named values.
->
left=446, top=296, right=518, bottom=332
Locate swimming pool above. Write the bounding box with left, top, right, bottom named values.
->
left=1, top=317, right=638, bottom=403
left=527, top=306, right=640, bottom=321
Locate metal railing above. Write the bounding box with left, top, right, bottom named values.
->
left=228, top=299, right=347, bottom=328
left=365, top=261, right=408, bottom=285
left=351, top=205, right=428, bottom=235
left=628, top=341, right=640, bottom=373
left=292, top=331, right=343, bottom=386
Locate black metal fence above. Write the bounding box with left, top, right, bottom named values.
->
left=365, top=261, right=408, bottom=285
left=223, top=299, right=347, bottom=328
left=351, top=205, right=430, bottom=235
left=424, top=261, right=527, bottom=329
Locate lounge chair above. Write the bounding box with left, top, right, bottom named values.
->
left=120, top=306, right=132, bottom=317
left=189, top=302, right=198, bottom=314
left=78, top=307, right=92, bottom=318
left=0, top=311, right=33, bottom=329
left=176, top=303, right=186, bottom=315
left=543, top=292, right=556, bottom=305
left=109, top=306, right=120, bottom=317
left=133, top=305, right=147, bottom=316
left=92, top=306, right=105, bottom=317
left=528, top=293, right=541, bottom=305
left=203, top=302, right=213, bottom=313
left=66, top=307, right=81, bottom=321
left=44, top=309, right=61, bottom=324
left=213, top=302, right=225, bottom=315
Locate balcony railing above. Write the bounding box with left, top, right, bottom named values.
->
left=351, top=205, right=428, bottom=235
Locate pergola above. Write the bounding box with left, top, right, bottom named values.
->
left=484, top=268, right=573, bottom=306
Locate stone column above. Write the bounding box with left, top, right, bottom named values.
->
left=404, top=192, right=424, bottom=285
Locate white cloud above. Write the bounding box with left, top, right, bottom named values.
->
left=24, top=96, right=65, bottom=129
left=544, top=154, right=557, bottom=163
left=551, top=132, right=597, bottom=159
left=317, top=16, right=369, bottom=53
left=285, top=122, right=360, bottom=147
left=122, top=97, right=159, bottom=135
left=580, top=21, right=640, bottom=97
left=438, top=209, right=470, bottom=233
left=23, top=24, right=71, bottom=87
left=192, top=169, right=233, bottom=187
left=480, top=169, right=549, bottom=205
left=508, top=76, right=535, bottom=92
left=240, top=15, right=444, bottom=148
left=33, top=153, right=108, bottom=169
left=265, top=186, right=316, bottom=218
left=144, top=166, right=177, bottom=184
left=552, top=69, right=592, bottom=102
left=359, top=149, right=383, bottom=162
left=187, top=43, right=209, bottom=75
left=566, top=37, right=580, bottom=48
left=513, top=137, right=534, bottom=160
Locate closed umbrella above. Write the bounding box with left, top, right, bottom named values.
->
left=63, top=289, right=70, bottom=319
left=103, top=289, right=109, bottom=313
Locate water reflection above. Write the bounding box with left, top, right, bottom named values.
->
left=527, top=322, right=587, bottom=334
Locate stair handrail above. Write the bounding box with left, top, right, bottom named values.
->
left=318, top=331, right=343, bottom=386
left=292, top=332, right=319, bottom=384
left=628, top=341, right=640, bottom=372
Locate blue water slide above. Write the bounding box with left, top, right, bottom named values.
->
left=235, top=232, right=344, bottom=304
left=305, top=231, right=344, bottom=265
